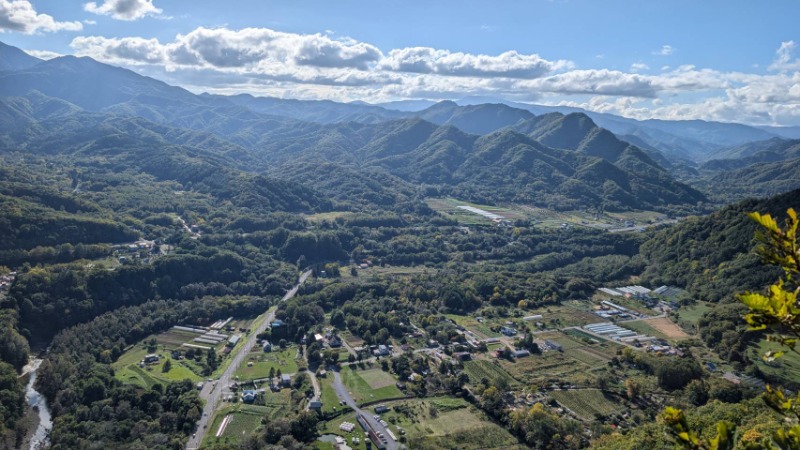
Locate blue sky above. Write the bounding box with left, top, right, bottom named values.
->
left=1, top=0, right=799, bottom=125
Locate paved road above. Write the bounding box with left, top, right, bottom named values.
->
left=330, top=369, right=399, bottom=450
left=186, top=270, right=312, bottom=450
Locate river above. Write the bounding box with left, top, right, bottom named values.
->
left=23, top=359, right=52, bottom=450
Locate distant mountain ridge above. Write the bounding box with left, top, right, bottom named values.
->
left=11, top=41, right=798, bottom=213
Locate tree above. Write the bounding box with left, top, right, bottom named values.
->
left=663, top=208, right=800, bottom=450
left=162, top=358, right=172, bottom=373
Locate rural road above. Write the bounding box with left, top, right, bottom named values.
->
left=330, top=369, right=399, bottom=450
left=186, top=270, right=312, bottom=450
left=305, top=371, right=321, bottom=411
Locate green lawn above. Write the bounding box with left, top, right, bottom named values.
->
left=113, top=347, right=202, bottom=387
left=319, top=376, right=342, bottom=413
left=341, top=366, right=403, bottom=405
left=235, top=347, right=300, bottom=381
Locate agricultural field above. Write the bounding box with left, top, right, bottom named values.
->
left=339, top=264, right=429, bottom=282
left=426, top=197, right=525, bottom=225
left=235, top=347, right=301, bottom=381
left=674, top=301, right=713, bottom=333
left=445, top=314, right=500, bottom=338
left=549, top=389, right=626, bottom=421
left=340, top=365, right=404, bottom=405
left=530, top=301, right=607, bottom=328
left=624, top=317, right=689, bottom=341
left=380, top=398, right=525, bottom=450
left=203, top=404, right=271, bottom=447
left=462, top=360, right=519, bottom=388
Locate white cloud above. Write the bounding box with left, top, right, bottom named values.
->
left=380, top=47, right=571, bottom=79
left=83, top=19, right=96, bottom=25
left=769, top=40, right=800, bottom=72
left=0, top=0, right=82, bottom=34
left=653, top=44, right=675, bottom=56
left=84, top=0, right=161, bottom=21
left=60, top=30, right=800, bottom=125
left=24, top=48, right=62, bottom=59
left=523, top=69, right=658, bottom=97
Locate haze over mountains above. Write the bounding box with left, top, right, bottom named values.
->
left=1, top=41, right=799, bottom=211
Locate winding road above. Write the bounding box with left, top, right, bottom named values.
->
left=186, top=270, right=312, bottom=450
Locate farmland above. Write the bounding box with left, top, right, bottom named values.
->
left=462, top=360, right=519, bottom=388
left=380, top=398, right=525, bottom=450
left=203, top=404, right=271, bottom=447
left=340, top=366, right=404, bottom=405
left=549, top=389, right=625, bottom=420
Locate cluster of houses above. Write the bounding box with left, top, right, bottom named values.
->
left=115, top=240, right=158, bottom=264
left=647, top=343, right=684, bottom=356
left=314, top=330, right=343, bottom=348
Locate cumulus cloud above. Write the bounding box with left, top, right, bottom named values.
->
left=380, top=47, right=571, bottom=79
left=167, top=27, right=383, bottom=70
left=58, top=27, right=800, bottom=125
left=84, top=0, right=162, bottom=21
left=0, top=0, right=82, bottom=34
left=71, top=35, right=165, bottom=64
left=653, top=45, right=675, bottom=56
left=769, top=40, right=800, bottom=72
left=523, top=69, right=658, bottom=97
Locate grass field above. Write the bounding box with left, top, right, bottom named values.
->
left=531, top=302, right=607, bottom=328
left=426, top=197, right=524, bottom=225
left=549, top=389, right=625, bottom=420
left=751, top=340, right=800, bottom=382
left=359, top=368, right=397, bottom=389
left=319, top=376, right=343, bottom=413
left=235, top=347, right=300, bottom=381
left=675, top=302, right=713, bottom=334
left=445, top=314, right=500, bottom=338
left=113, top=347, right=202, bottom=387
left=341, top=366, right=403, bottom=405
left=382, top=398, right=524, bottom=450
left=203, top=404, right=272, bottom=447
left=304, top=211, right=355, bottom=222
left=641, top=317, right=689, bottom=340
left=462, top=360, right=519, bottom=388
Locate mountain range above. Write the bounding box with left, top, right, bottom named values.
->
left=1, top=41, right=798, bottom=212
